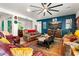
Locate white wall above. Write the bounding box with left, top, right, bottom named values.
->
left=76, top=11, right=79, bottom=18
left=32, top=21, right=42, bottom=33
left=0, top=20, right=1, bottom=31
left=32, top=21, right=37, bottom=29
left=0, top=17, right=2, bottom=31
left=0, top=16, right=7, bottom=31
left=18, top=18, right=33, bottom=29
left=37, top=21, right=42, bottom=33
left=12, top=16, right=18, bottom=36
left=0, top=15, right=12, bottom=32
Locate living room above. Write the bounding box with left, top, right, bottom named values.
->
left=0, top=3, right=79, bottom=56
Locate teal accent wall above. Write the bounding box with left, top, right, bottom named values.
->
left=37, top=14, right=76, bottom=36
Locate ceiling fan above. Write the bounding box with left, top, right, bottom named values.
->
left=30, top=3, right=63, bottom=16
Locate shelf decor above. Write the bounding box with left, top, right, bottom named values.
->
left=14, top=21, right=18, bottom=24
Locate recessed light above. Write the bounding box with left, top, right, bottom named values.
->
left=26, top=8, right=31, bottom=12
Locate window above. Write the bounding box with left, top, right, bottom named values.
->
left=43, top=22, right=46, bottom=29
left=65, top=19, right=72, bottom=29
left=52, top=18, right=57, bottom=22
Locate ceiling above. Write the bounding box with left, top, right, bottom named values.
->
left=0, top=3, right=79, bottom=20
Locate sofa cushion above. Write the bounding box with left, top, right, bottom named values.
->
left=0, top=37, right=10, bottom=44
left=6, top=35, right=14, bottom=43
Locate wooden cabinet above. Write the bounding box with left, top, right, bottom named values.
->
left=18, top=30, right=23, bottom=37
left=54, top=29, right=62, bottom=38
left=48, top=22, right=62, bottom=38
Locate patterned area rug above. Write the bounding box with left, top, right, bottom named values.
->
left=29, top=38, right=65, bottom=56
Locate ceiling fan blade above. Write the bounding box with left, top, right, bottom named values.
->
left=32, top=10, right=41, bottom=12
left=47, top=11, right=52, bottom=15
left=49, top=9, right=59, bottom=12
left=49, top=4, right=63, bottom=8
left=44, top=3, right=47, bottom=4
left=41, top=3, right=45, bottom=7
left=30, top=5, right=42, bottom=9
left=47, top=3, right=52, bottom=7
left=43, top=12, right=45, bottom=16
left=37, top=10, right=43, bottom=15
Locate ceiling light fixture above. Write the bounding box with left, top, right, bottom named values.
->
left=43, top=9, right=47, bottom=12
left=30, top=3, right=63, bottom=16
left=26, top=8, right=31, bottom=12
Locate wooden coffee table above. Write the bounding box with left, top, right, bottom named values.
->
left=30, top=38, right=65, bottom=56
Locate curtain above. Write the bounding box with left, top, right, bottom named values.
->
left=8, top=20, right=12, bottom=33
left=2, top=20, right=4, bottom=31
